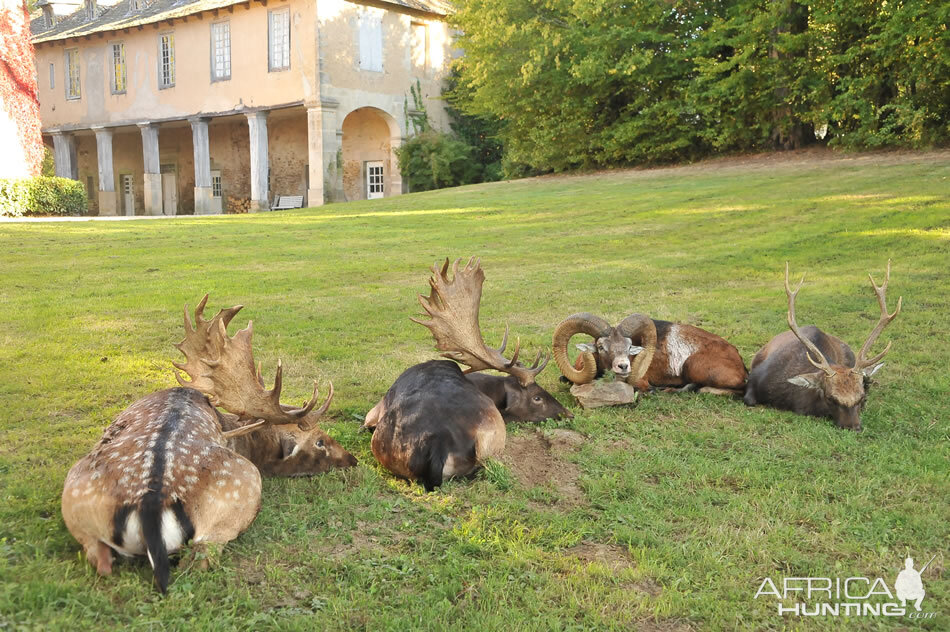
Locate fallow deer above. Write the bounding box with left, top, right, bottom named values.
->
left=743, top=262, right=901, bottom=431
left=553, top=313, right=747, bottom=395
left=362, top=258, right=568, bottom=490
left=62, top=296, right=356, bottom=593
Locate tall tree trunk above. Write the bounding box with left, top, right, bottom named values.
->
left=770, top=0, right=810, bottom=150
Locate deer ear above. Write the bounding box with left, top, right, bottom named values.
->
left=861, top=363, right=884, bottom=378
left=576, top=343, right=596, bottom=353
left=788, top=373, right=822, bottom=390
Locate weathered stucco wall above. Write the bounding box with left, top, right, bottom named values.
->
left=35, top=0, right=318, bottom=130
left=341, top=107, right=392, bottom=201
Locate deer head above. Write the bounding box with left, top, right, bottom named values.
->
left=173, top=295, right=356, bottom=473
left=784, top=262, right=902, bottom=430
left=411, top=257, right=570, bottom=421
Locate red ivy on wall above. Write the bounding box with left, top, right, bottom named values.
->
left=0, top=0, right=44, bottom=177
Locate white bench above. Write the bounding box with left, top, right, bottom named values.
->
left=271, top=195, right=305, bottom=210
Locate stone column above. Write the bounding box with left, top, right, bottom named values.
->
left=92, top=127, right=118, bottom=216
left=245, top=111, right=269, bottom=212
left=306, top=99, right=341, bottom=206
left=190, top=117, right=214, bottom=215
left=51, top=132, right=78, bottom=180
left=138, top=123, right=162, bottom=215
left=389, top=135, right=404, bottom=196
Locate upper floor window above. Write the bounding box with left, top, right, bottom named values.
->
left=268, top=8, right=290, bottom=72
left=410, top=22, right=428, bottom=71
left=111, top=43, right=127, bottom=94
left=159, top=33, right=175, bottom=88
left=65, top=49, right=81, bottom=99
left=358, top=11, right=382, bottom=72
left=211, top=21, right=231, bottom=81
left=48, top=63, right=55, bottom=90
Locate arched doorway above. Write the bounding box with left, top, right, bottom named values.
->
left=341, top=107, right=401, bottom=201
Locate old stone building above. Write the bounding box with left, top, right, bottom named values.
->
left=30, top=0, right=453, bottom=215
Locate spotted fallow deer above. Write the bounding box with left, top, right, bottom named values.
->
left=743, top=262, right=902, bottom=431
left=362, top=258, right=567, bottom=490
left=61, top=296, right=356, bottom=593
left=552, top=313, right=747, bottom=395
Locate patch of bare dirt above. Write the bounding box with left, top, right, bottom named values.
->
left=501, top=429, right=586, bottom=507
left=564, top=541, right=664, bottom=597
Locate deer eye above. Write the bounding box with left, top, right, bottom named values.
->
left=316, top=439, right=325, bottom=448
left=532, top=396, right=543, bottom=404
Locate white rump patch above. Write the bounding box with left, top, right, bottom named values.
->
left=120, top=510, right=145, bottom=555
left=665, top=324, right=698, bottom=376
left=161, top=507, right=187, bottom=554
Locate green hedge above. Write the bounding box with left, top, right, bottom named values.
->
left=0, top=177, right=87, bottom=217
left=395, top=131, right=485, bottom=193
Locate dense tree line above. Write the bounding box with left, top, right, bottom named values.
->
left=449, top=0, right=950, bottom=174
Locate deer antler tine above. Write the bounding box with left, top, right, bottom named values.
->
left=313, top=381, right=334, bottom=418
left=183, top=303, right=195, bottom=335
left=507, top=337, right=521, bottom=366
left=194, top=293, right=210, bottom=324
left=530, top=350, right=543, bottom=369
left=271, top=359, right=284, bottom=403
left=784, top=262, right=834, bottom=376
left=496, top=323, right=510, bottom=353
left=855, top=260, right=901, bottom=370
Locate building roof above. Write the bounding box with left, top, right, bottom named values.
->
left=31, top=0, right=452, bottom=44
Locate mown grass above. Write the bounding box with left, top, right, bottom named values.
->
left=0, top=151, right=947, bottom=631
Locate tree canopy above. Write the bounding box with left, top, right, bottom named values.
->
left=450, top=0, right=950, bottom=173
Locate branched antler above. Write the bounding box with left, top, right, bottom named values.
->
left=854, top=260, right=902, bottom=371
left=173, top=295, right=332, bottom=431
left=785, top=262, right=835, bottom=377
left=410, top=258, right=549, bottom=386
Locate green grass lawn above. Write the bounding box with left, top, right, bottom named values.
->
left=0, top=151, right=947, bottom=631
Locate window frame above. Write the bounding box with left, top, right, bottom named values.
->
left=267, top=8, right=291, bottom=72
left=64, top=48, right=81, bottom=100
left=410, top=21, right=428, bottom=72
left=210, top=20, right=231, bottom=82
left=358, top=11, right=383, bottom=72
left=48, top=62, right=55, bottom=90
left=158, top=32, right=176, bottom=89
left=111, top=42, right=127, bottom=94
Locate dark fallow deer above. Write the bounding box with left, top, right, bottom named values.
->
left=743, top=262, right=902, bottom=431
left=362, top=258, right=569, bottom=490
left=553, top=313, right=747, bottom=395
left=62, top=296, right=355, bottom=593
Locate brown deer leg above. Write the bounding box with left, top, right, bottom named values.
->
left=87, top=540, right=113, bottom=576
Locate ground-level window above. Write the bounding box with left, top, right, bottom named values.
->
left=366, top=161, right=384, bottom=199
left=211, top=22, right=231, bottom=81
left=111, top=43, right=127, bottom=94
left=268, top=8, right=290, bottom=71
left=65, top=48, right=80, bottom=99
left=211, top=171, right=222, bottom=198
left=159, top=33, right=175, bottom=88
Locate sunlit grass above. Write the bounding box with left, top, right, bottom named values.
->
left=0, top=152, right=948, bottom=630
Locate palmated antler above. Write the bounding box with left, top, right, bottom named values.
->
left=854, top=260, right=902, bottom=371
left=173, top=295, right=333, bottom=433
left=410, top=258, right=549, bottom=387
left=784, top=263, right=835, bottom=377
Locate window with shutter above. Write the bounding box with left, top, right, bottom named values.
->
left=358, top=11, right=382, bottom=72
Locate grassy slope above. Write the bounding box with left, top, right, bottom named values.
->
left=0, top=151, right=947, bottom=631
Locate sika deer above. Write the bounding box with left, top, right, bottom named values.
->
left=743, top=262, right=902, bottom=430
left=62, top=296, right=355, bottom=592
left=362, top=258, right=566, bottom=490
